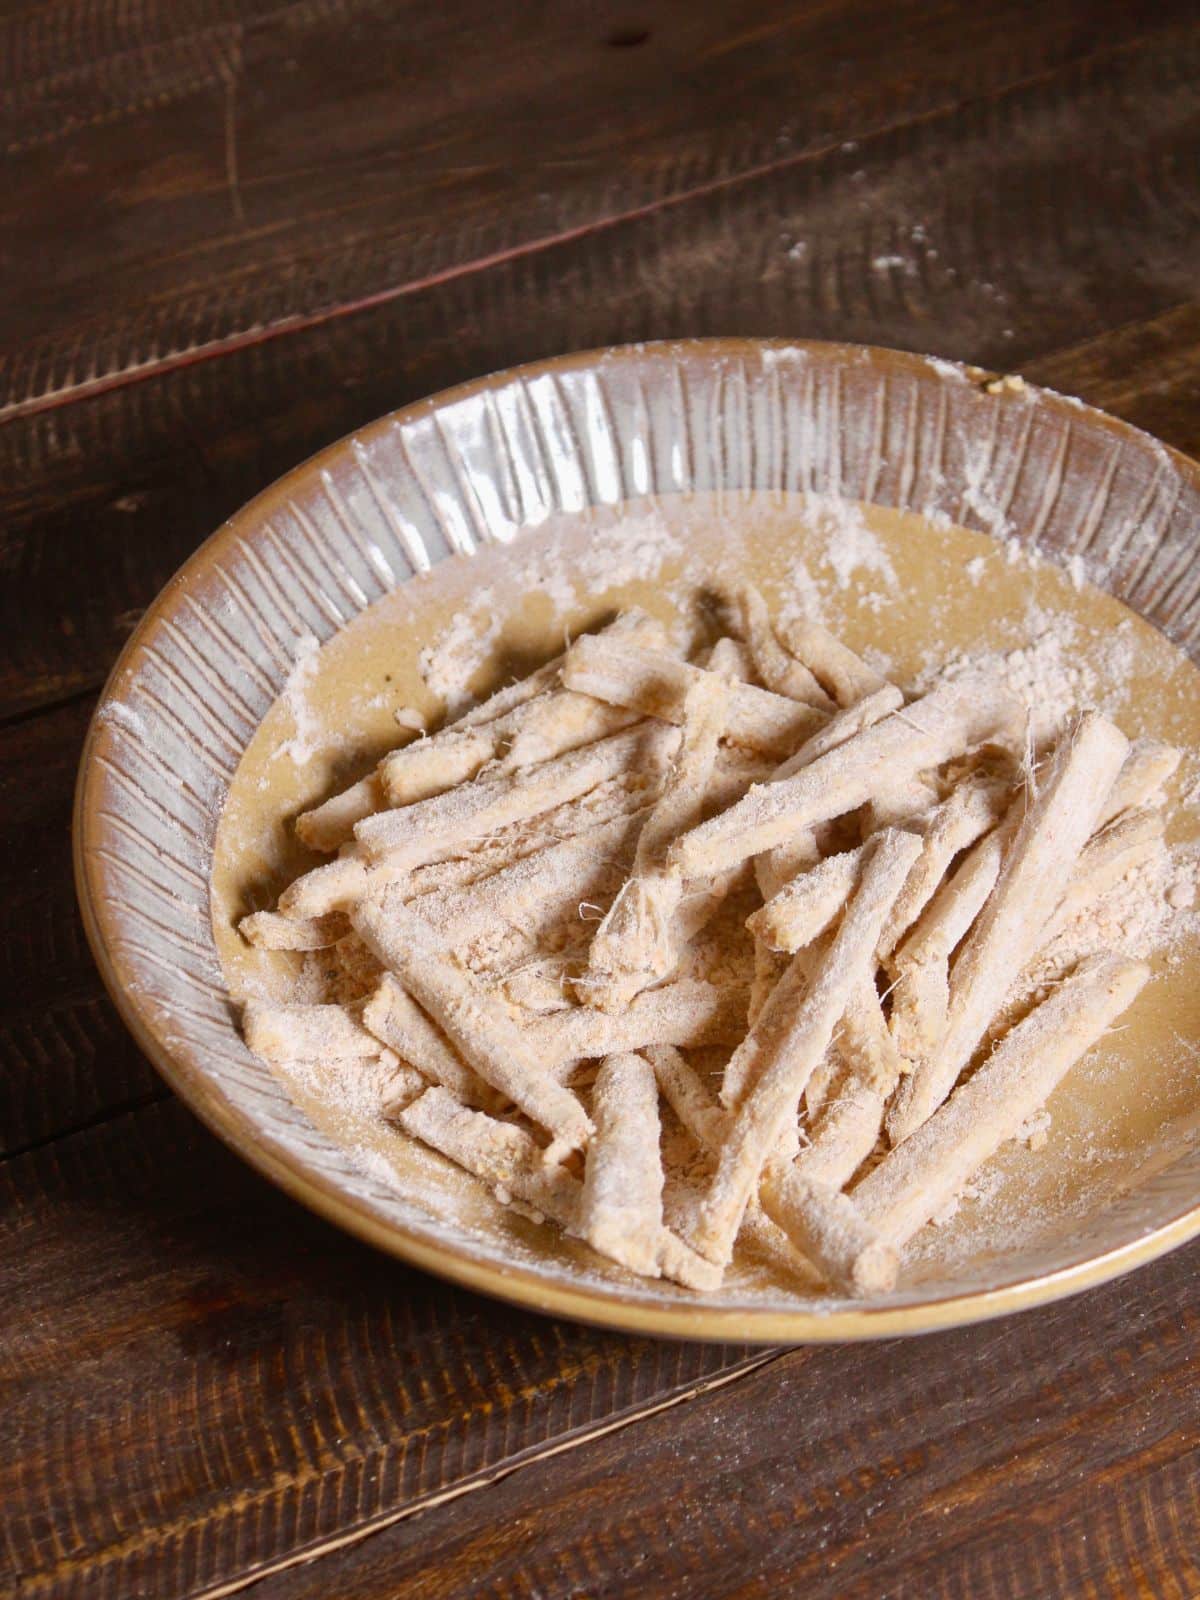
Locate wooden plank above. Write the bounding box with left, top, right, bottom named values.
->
left=3, top=21, right=1200, bottom=716
left=0, top=1094, right=760, bottom=1599
left=5, top=13, right=1199, bottom=1600
left=243, top=1241, right=1200, bottom=1600
left=1026, top=301, right=1200, bottom=463
left=3, top=0, right=1193, bottom=416
left=0, top=695, right=163, bottom=1155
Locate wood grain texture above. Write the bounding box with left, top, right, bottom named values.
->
left=0, top=695, right=164, bottom=1155
left=246, top=1242, right=1200, bottom=1600
left=4, top=19, right=1200, bottom=718
left=1027, top=302, right=1200, bottom=463
left=2, top=0, right=1193, bottom=416
left=0, top=1094, right=760, bottom=1599
left=5, top=2, right=1200, bottom=1596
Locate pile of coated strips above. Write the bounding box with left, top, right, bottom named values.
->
left=241, top=594, right=1178, bottom=1295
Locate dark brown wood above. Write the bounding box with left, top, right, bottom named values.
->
left=0, top=695, right=164, bottom=1156
left=1027, top=302, right=1200, bottom=464
left=245, top=1242, right=1200, bottom=1600
left=4, top=17, right=1200, bottom=719
left=2, top=1089, right=1197, bottom=1599
left=4, top=3, right=1200, bottom=1597
left=3, top=0, right=1192, bottom=418
left=0, top=1094, right=761, bottom=1598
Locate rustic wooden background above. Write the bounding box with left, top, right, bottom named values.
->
left=4, top=2, right=1200, bottom=1595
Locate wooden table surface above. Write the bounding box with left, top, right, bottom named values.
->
left=4, top=2, right=1200, bottom=1595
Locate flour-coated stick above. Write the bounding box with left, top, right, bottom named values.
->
left=397, top=1086, right=719, bottom=1290
left=748, top=847, right=865, bottom=952
left=239, top=909, right=348, bottom=950
left=1036, top=805, right=1164, bottom=951
left=579, top=1053, right=665, bottom=1276
left=525, top=977, right=750, bottom=1068
left=876, top=773, right=1011, bottom=960
left=737, top=585, right=834, bottom=708
left=758, top=1168, right=898, bottom=1295
left=755, top=686, right=903, bottom=899
left=669, top=678, right=1021, bottom=879
left=297, top=611, right=666, bottom=846
left=356, top=722, right=678, bottom=865
left=582, top=676, right=729, bottom=1010
left=1096, top=739, right=1180, bottom=826
left=646, top=1046, right=848, bottom=1291
left=887, top=711, right=1129, bottom=1143
left=704, top=635, right=755, bottom=681
left=417, top=808, right=645, bottom=956
left=685, top=828, right=922, bottom=1266
left=777, top=616, right=892, bottom=707
left=858, top=955, right=1149, bottom=1246
left=561, top=633, right=828, bottom=756
left=243, top=1001, right=390, bottom=1062
left=364, top=973, right=506, bottom=1111
left=353, top=899, right=593, bottom=1158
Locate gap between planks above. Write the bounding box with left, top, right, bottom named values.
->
left=0, top=24, right=1177, bottom=427
left=0, top=678, right=104, bottom=732
left=58, top=1350, right=786, bottom=1600
left=0, top=1086, right=170, bottom=1166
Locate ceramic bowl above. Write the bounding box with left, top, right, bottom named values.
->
left=75, top=339, right=1200, bottom=1340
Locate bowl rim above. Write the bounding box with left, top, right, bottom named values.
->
left=73, top=335, right=1200, bottom=1343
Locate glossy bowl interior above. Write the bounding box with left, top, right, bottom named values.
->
left=75, top=339, right=1200, bottom=1341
